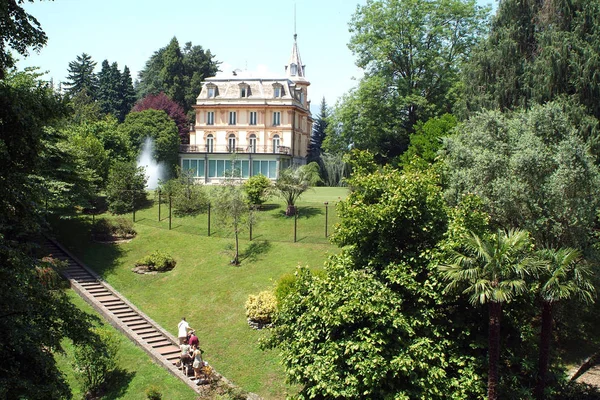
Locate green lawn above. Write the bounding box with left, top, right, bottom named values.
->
left=52, top=187, right=347, bottom=399
left=55, top=292, right=197, bottom=400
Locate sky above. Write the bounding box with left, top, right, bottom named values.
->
left=18, top=0, right=495, bottom=109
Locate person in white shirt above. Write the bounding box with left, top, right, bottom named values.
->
left=178, top=317, right=192, bottom=344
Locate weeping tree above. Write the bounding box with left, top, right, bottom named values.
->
left=273, top=162, right=321, bottom=216
left=322, top=153, right=349, bottom=187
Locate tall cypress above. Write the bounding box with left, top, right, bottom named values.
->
left=120, top=66, right=136, bottom=121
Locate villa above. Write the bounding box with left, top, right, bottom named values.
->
left=179, top=34, right=313, bottom=184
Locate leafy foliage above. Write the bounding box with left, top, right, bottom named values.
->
left=118, top=109, right=180, bottom=177
left=212, top=182, right=255, bottom=265
left=399, top=113, right=457, bottom=169
left=245, top=290, right=277, bottom=324
left=133, top=92, right=189, bottom=141
left=266, top=152, right=487, bottom=399
left=135, top=250, right=176, bottom=272
left=243, top=174, right=271, bottom=207
left=0, top=66, right=97, bottom=399
left=443, top=101, right=600, bottom=249
left=325, top=0, right=488, bottom=163
left=0, top=0, right=48, bottom=78
left=158, top=169, right=208, bottom=217
left=137, top=37, right=219, bottom=116
left=72, top=326, right=119, bottom=397
left=105, top=161, right=147, bottom=214
left=463, top=0, right=600, bottom=120
left=91, top=217, right=136, bottom=241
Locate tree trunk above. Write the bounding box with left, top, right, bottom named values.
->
left=488, top=301, right=502, bottom=400
left=286, top=204, right=296, bottom=217
left=535, top=301, right=553, bottom=400
left=232, top=231, right=240, bottom=265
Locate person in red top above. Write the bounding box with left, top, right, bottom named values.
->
left=188, top=330, right=199, bottom=348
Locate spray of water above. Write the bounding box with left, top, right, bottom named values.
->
left=136, top=137, right=164, bottom=189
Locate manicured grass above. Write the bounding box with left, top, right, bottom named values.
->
left=55, top=292, right=196, bottom=400
left=51, top=187, right=347, bottom=399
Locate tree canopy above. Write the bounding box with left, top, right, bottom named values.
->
left=325, top=0, right=488, bottom=164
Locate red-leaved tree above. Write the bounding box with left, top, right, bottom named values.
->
left=133, top=92, right=190, bottom=143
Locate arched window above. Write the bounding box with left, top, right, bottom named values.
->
left=272, top=135, right=280, bottom=153
left=228, top=134, right=236, bottom=153
left=290, top=63, right=298, bottom=76
left=249, top=134, right=257, bottom=153
left=206, top=134, right=214, bottom=153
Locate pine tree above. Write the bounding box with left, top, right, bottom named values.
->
left=307, top=97, right=328, bottom=162
left=96, top=60, right=122, bottom=119
left=160, top=37, right=185, bottom=107
left=119, top=66, right=136, bottom=121
left=64, top=53, right=98, bottom=98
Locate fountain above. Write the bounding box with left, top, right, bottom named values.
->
left=136, top=137, right=164, bottom=189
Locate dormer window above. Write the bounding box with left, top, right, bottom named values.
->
left=239, top=82, right=250, bottom=98
left=206, top=83, right=217, bottom=98
left=290, top=63, right=298, bottom=76
left=273, top=83, right=284, bottom=98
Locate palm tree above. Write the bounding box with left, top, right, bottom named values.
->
left=438, top=228, right=538, bottom=400
left=273, top=162, right=321, bottom=216
left=534, top=248, right=595, bottom=400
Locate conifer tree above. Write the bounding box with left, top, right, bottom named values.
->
left=119, top=66, right=136, bottom=120
left=64, top=53, right=98, bottom=98
left=307, top=97, right=328, bottom=166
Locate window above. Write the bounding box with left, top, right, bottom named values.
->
left=229, top=111, right=236, bottom=125
left=208, top=160, right=250, bottom=178
left=290, top=63, right=298, bottom=76
left=206, top=111, right=214, bottom=125
left=273, top=112, right=281, bottom=126
left=249, top=134, right=257, bottom=153
left=300, top=91, right=304, bottom=104
left=251, top=160, right=278, bottom=178
left=240, top=87, right=247, bottom=97
left=182, top=159, right=205, bottom=177
left=228, top=134, right=236, bottom=153
left=206, top=134, right=214, bottom=153
left=273, top=83, right=283, bottom=98
left=272, top=135, right=280, bottom=153
left=274, top=87, right=281, bottom=97
left=207, top=85, right=217, bottom=98
left=249, top=111, right=257, bottom=125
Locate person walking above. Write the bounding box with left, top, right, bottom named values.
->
left=178, top=317, right=192, bottom=344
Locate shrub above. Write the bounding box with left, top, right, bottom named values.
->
left=274, top=273, right=297, bottom=305
left=91, top=217, right=136, bottom=241
left=245, top=290, right=277, bottom=324
left=244, top=174, right=272, bottom=207
left=145, top=385, right=162, bottom=400
left=106, top=161, right=147, bottom=214
left=72, top=326, right=118, bottom=398
left=135, top=250, right=176, bottom=272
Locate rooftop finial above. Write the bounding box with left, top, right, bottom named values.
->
left=294, top=1, right=297, bottom=40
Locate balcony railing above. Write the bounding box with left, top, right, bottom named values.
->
left=179, top=144, right=291, bottom=155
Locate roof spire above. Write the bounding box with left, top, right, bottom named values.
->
left=286, top=1, right=305, bottom=80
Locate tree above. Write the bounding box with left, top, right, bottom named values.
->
left=266, top=152, right=485, bottom=399
left=321, top=152, right=349, bottom=187
left=158, top=168, right=208, bottom=217
left=534, top=248, right=596, bottom=400
left=105, top=160, right=147, bottom=214
left=273, top=162, right=321, bottom=216
left=119, top=65, right=136, bottom=120
left=307, top=97, right=328, bottom=166
left=132, top=92, right=189, bottom=142
left=439, top=229, right=537, bottom=400
left=137, top=38, right=220, bottom=115
left=0, top=67, right=97, bottom=399
left=327, top=0, right=488, bottom=163
left=443, top=101, right=600, bottom=250
left=0, top=0, right=48, bottom=79
left=212, top=182, right=254, bottom=265
left=96, top=60, right=121, bottom=119
left=399, top=113, right=457, bottom=169
left=463, top=0, right=600, bottom=120
left=118, top=109, right=180, bottom=177
left=64, top=53, right=98, bottom=98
